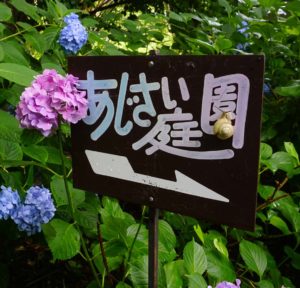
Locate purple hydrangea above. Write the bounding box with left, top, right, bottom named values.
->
left=208, top=279, right=241, bottom=288
left=0, top=186, right=20, bottom=220
left=16, top=69, right=88, bottom=136
left=59, top=13, right=88, bottom=54
left=12, top=186, right=56, bottom=236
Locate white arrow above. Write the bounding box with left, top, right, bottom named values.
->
left=85, top=150, right=229, bottom=203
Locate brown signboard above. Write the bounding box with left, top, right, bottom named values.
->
left=69, top=55, right=264, bottom=230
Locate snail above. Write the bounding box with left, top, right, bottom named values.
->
left=213, top=112, right=234, bottom=140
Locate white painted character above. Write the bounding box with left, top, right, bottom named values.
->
left=79, top=70, right=117, bottom=141
left=201, top=73, right=250, bottom=149
left=133, top=76, right=234, bottom=160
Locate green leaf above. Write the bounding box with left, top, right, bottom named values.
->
left=186, top=273, right=207, bottom=288
left=1, top=41, right=29, bottom=67
left=20, top=129, right=44, bottom=145
left=130, top=255, right=148, bottom=287
left=258, top=280, right=275, bottom=288
left=0, top=139, right=22, bottom=161
left=218, top=0, right=232, bottom=15
left=213, top=238, right=229, bottom=259
left=269, top=215, right=290, bottom=234
left=169, top=12, right=185, bottom=23
left=258, top=184, right=274, bottom=200
left=50, top=176, right=85, bottom=208
left=10, top=0, right=41, bottom=22
left=284, top=246, right=300, bottom=270
left=126, top=224, right=148, bottom=258
left=41, top=62, right=65, bottom=75
left=275, top=84, right=300, bottom=97
left=267, top=152, right=297, bottom=173
left=158, top=220, right=176, bottom=252
left=92, top=244, right=123, bottom=273
left=287, top=1, right=300, bottom=16
left=44, top=146, right=61, bottom=165
left=159, top=242, right=177, bottom=263
left=273, top=194, right=300, bottom=232
left=0, top=63, right=37, bottom=86
left=43, top=219, right=80, bottom=260
left=103, top=239, right=127, bottom=258
left=102, top=196, right=126, bottom=219
left=127, top=224, right=148, bottom=243
left=0, top=110, right=21, bottom=134
left=164, top=260, right=184, bottom=288
left=183, top=239, right=207, bottom=275
left=0, top=125, right=22, bottom=161
left=193, top=225, right=205, bottom=244
left=101, top=217, right=131, bottom=243
left=215, top=36, right=232, bottom=51
left=260, top=143, right=273, bottom=160
left=24, top=32, right=46, bottom=59
left=81, top=17, right=99, bottom=28
left=116, top=282, right=132, bottom=288
left=74, top=204, right=98, bottom=230
left=0, top=3, right=12, bottom=21
left=16, top=21, right=37, bottom=32
left=206, top=249, right=236, bottom=282
left=0, top=84, right=24, bottom=106
left=103, top=43, right=125, bottom=56
left=54, top=1, right=68, bottom=17
left=240, top=240, right=267, bottom=278
left=22, top=145, right=48, bottom=163
left=0, top=45, right=4, bottom=62
left=284, top=142, right=299, bottom=163
left=41, top=27, right=59, bottom=50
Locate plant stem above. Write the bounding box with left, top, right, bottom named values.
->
left=0, top=24, right=50, bottom=42
left=57, top=123, right=75, bottom=217
left=57, top=121, right=101, bottom=288
left=97, top=214, right=114, bottom=286
left=122, top=206, right=147, bottom=281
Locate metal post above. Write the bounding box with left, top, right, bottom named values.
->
left=148, top=207, right=159, bottom=288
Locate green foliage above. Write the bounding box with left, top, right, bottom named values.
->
left=240, top=240, right=268, bottom=279
left=0, top=0, right=299, bottom=287
left=43, top=219, right=81, bottom=260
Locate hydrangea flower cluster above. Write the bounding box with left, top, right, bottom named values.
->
left=16, top=69, right=88, bottom=136
left=58, top=13, right=88, bottom=54
left=0, top=186, right=20, bottom=220
left=0, top=185, right=56, bottom=236
left=236, top=21, right=249, bottom=51
left=208, top=279, right=241, bottom=288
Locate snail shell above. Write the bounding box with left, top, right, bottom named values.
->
left=213, top=112, right=234, bottom=140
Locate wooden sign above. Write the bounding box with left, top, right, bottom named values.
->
left=69, top=55, right=264, bottom=230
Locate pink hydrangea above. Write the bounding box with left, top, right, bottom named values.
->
left=208, top=279, right=241, bottom=288
left=16, top=69, right=87, bottom=136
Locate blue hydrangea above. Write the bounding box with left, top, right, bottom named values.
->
left=263, top=83, right=271, bottom=95
left=12, top=186, right=56, bottom=235
left=0, top=186, right=20, bottom=220
left=238, top=21, right=248, bottom=34
left=12, top=204, right=42, bottom=235
left=58, top=13, right=88, bottom=54
left=25, top=186, right=56, bottom=222
left=236, top=21, right=249, bottom=51
left=63, top=12, right=80, bottom=25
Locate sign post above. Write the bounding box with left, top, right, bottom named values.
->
left=69, top=55, right=264, bottom=287
left=149, top=207, right=159, bottom=288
